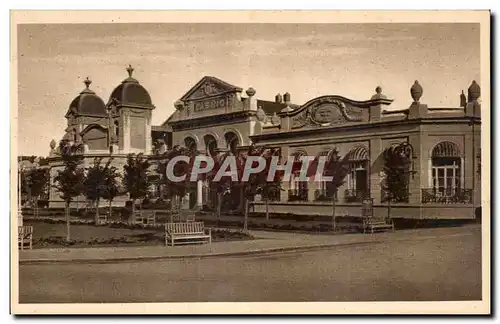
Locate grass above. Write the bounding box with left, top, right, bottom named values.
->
left=25, top=220, right=254, bottom=249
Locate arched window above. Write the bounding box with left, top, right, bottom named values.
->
left=184, top=137, right=197, bottom=152
left=224, top=132, right=239, bottom=156
left=114, top=120, right=119, bottom=138
left=345, top=146, right=369, bottom=202
left=431, top=141, right=461, bottom=197
left=73, top=128, right=77, bottom=142
left=203, top=134, right=217, bottom=156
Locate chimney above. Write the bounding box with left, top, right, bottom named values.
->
left=275, top=93, right=283, bottom=103
left=283, top=92, right=291, bottom=104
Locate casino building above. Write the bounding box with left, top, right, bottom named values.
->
left=46, top=66, right=482, bottom=220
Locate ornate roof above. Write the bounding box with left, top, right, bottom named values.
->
left=109, top=65, right=153, bottom=107
left=66, top=77, right=107, bottom=118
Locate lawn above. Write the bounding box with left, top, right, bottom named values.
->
left=25, top=220, right=254, bottom=249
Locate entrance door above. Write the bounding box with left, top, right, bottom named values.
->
left=355, top=169, right=368, bottom=197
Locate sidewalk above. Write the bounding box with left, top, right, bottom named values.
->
left=18, top=225, right=480, bottom=265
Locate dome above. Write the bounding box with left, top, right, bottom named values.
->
left=109, top=65, right=153, bottom=106
left=67, top=77, right=107, bottom=117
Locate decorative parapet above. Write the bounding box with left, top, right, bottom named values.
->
left=277, top=91, right=394, bottom=132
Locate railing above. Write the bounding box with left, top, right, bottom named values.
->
left=421, top=188, right=473, bottom=204
left=288, top=189, right=308, bottom=202
left=314, top=188, right=337, bottom=202
left=381, top=190, right=410, bottom=203
left=344, top=189, right=369, bottom=203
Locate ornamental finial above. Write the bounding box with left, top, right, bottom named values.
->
left=246, top=87, right=256, bottom=97
left=84, top=77, right=92, bottom=89
left=410, top=80, right=423, bottom=102
left=126, top=64, right=134, bottom=78
left=468, top=80, right=480, bottom=102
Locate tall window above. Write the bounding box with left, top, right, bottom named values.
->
left=431, top=142, right=461, bottom=197
left=114, top=120, right=119, bottom=138
left=289, top=151, right=308, bottom=201
left=314, top=150, right=337, bottom=201
left=345, top=146, right=369, bottom=202
left=73, top=128, right=77, bottom=142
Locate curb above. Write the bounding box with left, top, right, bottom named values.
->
left=19, top=240, right=383, bottom=265
left=19, top=230, right=475, bottom=265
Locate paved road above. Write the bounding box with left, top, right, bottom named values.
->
left=19, top=228, right=481, bottom=303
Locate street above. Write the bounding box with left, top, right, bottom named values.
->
left=19, top=227, right=482, bottom=303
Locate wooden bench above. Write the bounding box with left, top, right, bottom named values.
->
left=97, top=213, right=108, bottom=224
left=165, top=222, right=211, bottom=247
left=363, top=216, right=395, bottom=234
left=18, top=226, right=33, bottom=250
left=135, top=210, right=156, bottom=226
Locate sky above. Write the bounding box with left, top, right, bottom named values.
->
left=17, top=23, right=480, bottom=157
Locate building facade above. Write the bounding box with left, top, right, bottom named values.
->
left=164, top=77, right=481, bottom=220
left=45, top=69, right=481, bottom=220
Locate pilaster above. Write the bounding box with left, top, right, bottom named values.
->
left=407, top=133, right=422, bottom=205
left=279, top=145, right=290, bottom=202
left=145, top=112, right=152, bottom=154
left=122, top=111, right=131, bottom=153
left=369, top=138, right=383, bottom=204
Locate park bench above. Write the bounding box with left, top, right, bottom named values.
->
left=363, top=215, right=394, bottom=234
left=134, top=210, right=156, bottom=226
left=165, top=222, right=211, bottom=247
left=361, top=198, right=394, bottom=234
left=97, top=213, right=108, bottom=224
left=18, top=225, right=33, bottom=250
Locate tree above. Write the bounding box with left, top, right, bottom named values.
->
left=382, top=144, right=412, bottom=219
left=215, top=145, right=282, bottom=232
left=205, top=151, right=234, bottom=221
left=123, top=153, right=151, bottom=222
left=52, top=139, right=85, bottom=241
left=241, top=146, right=282, bottom=223
left=83, top=157, right=120, bottom=224
left=24, top=167, right=50, bottom=217
left=157, top=145, right=198, bottom=215
left=320, top=149, right=351, bottom=232
left=101, top=162, right=122, bottom=221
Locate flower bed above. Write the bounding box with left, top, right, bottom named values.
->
left=24, top=220, right=254, bottom=249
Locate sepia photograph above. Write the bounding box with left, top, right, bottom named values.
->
left=10, top=10, right=490, bottom=315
